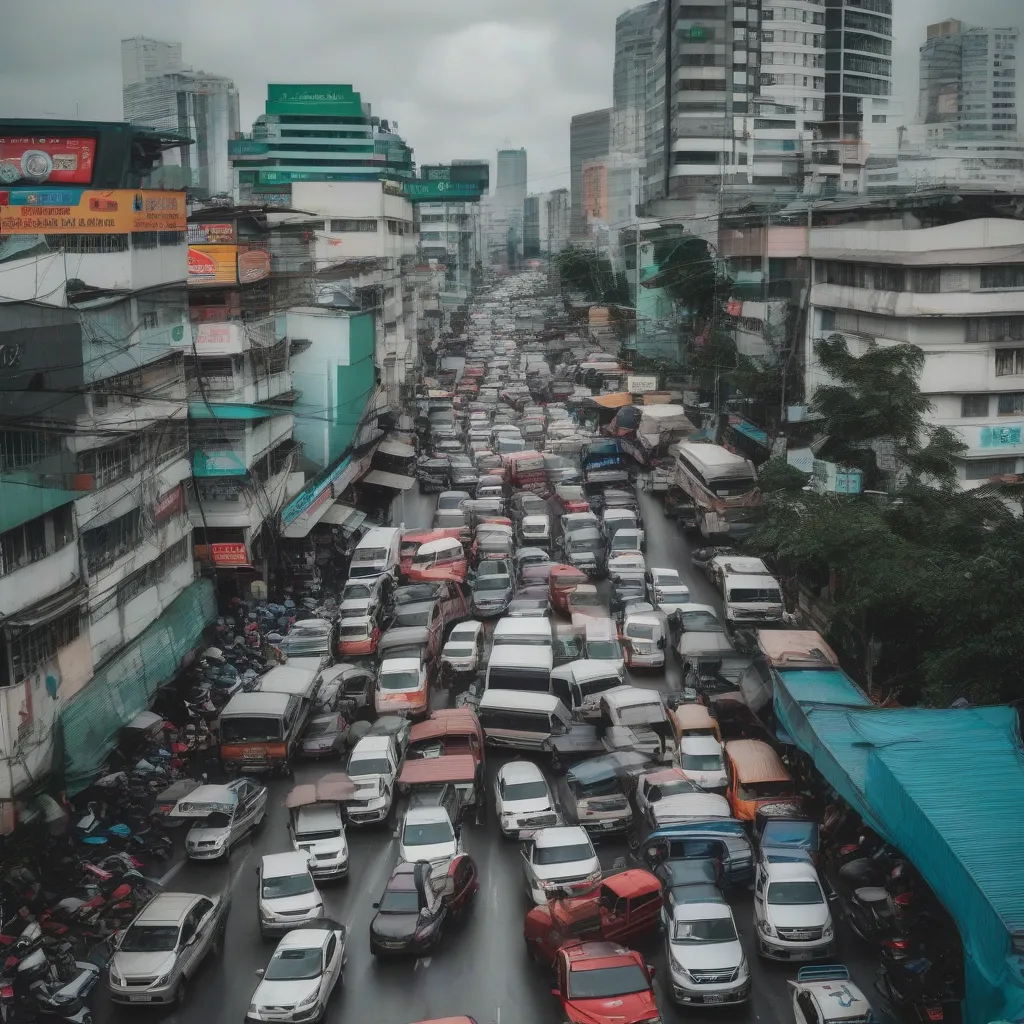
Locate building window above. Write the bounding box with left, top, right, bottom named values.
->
left=961, top=395, right=989, bottom=417
left=911, top=268, right=941, bottom=293
left=965, top=457, right=1019, bottom=480
left=981, top=265, right=1024, bottom=289
left=82, top=508, right=143, bottom=575
left=329, top=219, right=377, bottom=232
left=9, top=609, right=82, bottom=684
left=995, top=348, right=1024, bottom=376
left=997, top=393, right=1024, bottom=415
left=0, top=429, right=64, bottom=471
left=76, top=436, right=142, bottom=489
left=0, top=506, right=74, bottom=578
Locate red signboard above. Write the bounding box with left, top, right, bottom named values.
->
left=154, top=484, right=184, bottom=523
left=0, top=138, right=96, bottom=185
left=210, top=542, right=250, bottom=566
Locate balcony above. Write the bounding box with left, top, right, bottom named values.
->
left=187, top=461, right=296, bottom=533
left=185, top=316, right=279, bottom=356
left=0, top=540, right=80, bottom=620
left=191, top=414, right=295, bottom=479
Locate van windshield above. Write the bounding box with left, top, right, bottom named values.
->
left=572, top=776, right=623, bottom=799
left=681, top=752, right=725, bottom=772
left=355, top=547, right=388, bottom=563
left=707, top=475, right=757, bottom=497
left=586, top=640, right=621, bottom=661
left=728, top=588, right=781, bottom=604
left=626, top=624, right=655, bottom=640
left=488, top=666, right=549, bottom=692
left=736, top=780, right=794, bottom=801
left=221, top=717, right=282, bottom=743
left=348, top=756, right=391, bottom=777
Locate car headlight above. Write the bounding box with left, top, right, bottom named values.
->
left=638, top=1017, right=662, bottom=1024
left=738, top=954, right=748, bottom=977
left=154, top=973, right=171, bottom=986
left=109, top=965, right=123, bottom=985
left=822, top=920, right=834, bottom=941
left=758, top=918, right=775, bottom=937
left=297, top=989, right=320, bottom=1008
left=249, top=1003, right=259, bottom=1015
left=670, top=956, right=691, bottom=981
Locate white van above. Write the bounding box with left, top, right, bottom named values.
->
left=549, top=661, right=623, bottom=719
left=485, top=645, right=553, bottom=694
left=721, top=574, right=784, bottom=626
left=289, top=803, right=349, bottom=880
left=492, top=618, right=553, bottom=651
left=349, top=526, right=404, bottom=579
left=477, top=690, right=574, bottom=751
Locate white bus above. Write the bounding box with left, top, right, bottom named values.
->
left=671, top=443, right=760, bottom=539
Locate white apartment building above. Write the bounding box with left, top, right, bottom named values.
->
left=805, top=193, right=1024, bottom=488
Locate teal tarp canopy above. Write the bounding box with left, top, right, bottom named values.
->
left=61, top=579, right=216, bottom=794
left=188, top=401, right=291, bottom=420
left=773, top=678, right=1024, bottom=1024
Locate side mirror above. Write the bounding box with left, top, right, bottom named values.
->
left=550, top=988, right=561, bottom=999
left=372, top=901, right=380, bottom=910
left=255, top=968, right=265, bottom=977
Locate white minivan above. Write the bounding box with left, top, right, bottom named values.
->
left=349, top=526, right=404, bottom=579
left=258, top=851, right=325, bottom=937
left=477, top=690, right=573, bottom=751
left=491, top=617, right=552, bottom=651
left=484, top=645, right=552, bottom=694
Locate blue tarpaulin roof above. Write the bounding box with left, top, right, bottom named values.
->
left=773, top=679, right=1024, bottom=1024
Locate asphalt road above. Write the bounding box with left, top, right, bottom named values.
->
left=95, top=483, right=881, bottom=1024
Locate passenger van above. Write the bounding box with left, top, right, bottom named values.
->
left=492, top=617, right=552, bottom=651
left=349, top=526, right=404, bottom=579
left=549, top=661, right=623, bottom=719
left=723, top=739, right=797, bottom=822
left=583, top=617, right=624, bottom=673
left=477, top=690, right=574, bottom=751
left=219, top=691, right=304, bottom=775
left=672, top=443, right=760, bottom=539
left=484, top=645, right=553, bottom=693
left=710, top=555, right=784, bottom=627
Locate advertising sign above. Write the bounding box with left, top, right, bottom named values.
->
left=266, top=84, right=364, bottom=118
left=405, top=180, right=484, bottom=202
left=980, top=424, right=1022, bottom=449
left=281, top=455, right=352, bottom=527
left=154, top=484, right=185, bottom=523
left=210, top=543, right=250, bottom=566
left=188, top=245, right=237, bottom=285
left=0, top=138, right=96, bottom=186
left=190, top=323, right=241, bottom=356
left=0, top=188, right=186, bottom=234
left=193, top=449, right=247, bottom=478
left=627, top=375, right=659, bottom=394
left=238, top=247, right=271, bottom=283
left=187, top=222, right=235, bottom=245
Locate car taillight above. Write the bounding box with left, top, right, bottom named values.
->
left=894, top=892, right=913, bottom=905
left=840, top=843, right=858, bottom=856
left=926, top=1009, right=944, bottom=1021
left=1, top=984, right=13, bottom=999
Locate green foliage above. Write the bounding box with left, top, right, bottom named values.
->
left=553, top=247, right=630, bottom=305
left=650, top=236, right=724, bottom=323
left=756, top=459, right=809, bottom=494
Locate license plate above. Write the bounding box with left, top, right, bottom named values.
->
left=789, top=951, right=813, bottom=961
left=703, top=995, right=726, bottom=1004
left=127, top=994, right=152, bottom=1002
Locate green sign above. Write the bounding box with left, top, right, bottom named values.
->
left=266, top=84, right=364, bottom=117
left=258, top=170, right=380, bottom=184
left=405, top=180, right=484, bottom=202
left=229, top=139, right=270, bottom=157
left=424, top=166, right=451, bottom=182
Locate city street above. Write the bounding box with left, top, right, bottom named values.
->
left=95, top=485, right=878, bottom=1024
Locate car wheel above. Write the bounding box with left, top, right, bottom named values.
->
left=210, top=920, right=226, bottom=956
left=172, top=978, right=186, bottom=1007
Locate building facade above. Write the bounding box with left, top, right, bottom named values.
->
left=570, top=110, right=611, bottom=238
left=612, top=2, right=660, bottom=158
left=121, top=37, right=240, bottom=198
left=523, top=188, right=571, bottom=257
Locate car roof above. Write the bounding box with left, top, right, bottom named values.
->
left=181, top=783, right=238, bottom=804
left=651, top=567, right=680, bottom=578
left=535, top=825, right=589, bottom=847
left=350, top=735, right=392, bottom=755
left=379, top=657, right=423, bottom=672
left=672, top=899, right=732, bottom=920
left=135, top=893, right=201, bottom=925
left=276, top=928, right=331, bottom=950
left=262, top=850, right=311, bottom=876
left=499, top=760, right=545, bottom=783
left=221, top=691, right=292, bottom=716
left=763, top=858, right=820, bottom=882
left=404, top=805, right=453, bottom=825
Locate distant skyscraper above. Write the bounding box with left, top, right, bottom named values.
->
left=570, top=109, right=611, bottom=237
left=496, top=148, right=528, bottom=208
left=612, top=3, right=659, bottom=157
left=121, top=36, right=240, bottom=197
left=919, top=19, right=1018, bottom=137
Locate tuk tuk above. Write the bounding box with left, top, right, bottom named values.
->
left=407, top=537, right=468, bottom=585
left=397, top=752, right=483, bottom=823
left=406, top=709, right=485, bottom=768
left=400, top=528, right=463, bottom=576
left=668, top=704, right=723, bottom=746
left=549, top=564, right=588, bottom=614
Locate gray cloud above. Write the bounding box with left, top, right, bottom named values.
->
left=0, top=0, right=1022, bottom=193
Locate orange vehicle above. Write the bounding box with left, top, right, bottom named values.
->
left=723, top=738, right=798, bottom=822
left=400, top=529, right=463, bottom=577
left=406, top=708, right=485, bottom=768
left=524, top=869, right=662, bottom=968
left=503, top=450, right=548, bottom=494
left=336, top=615, right=382, bottom=657
left=549, top=564, right=588, bottom=614
left=407, top=537, right=468, bottom=585
left=397, top=753, right=481, bottom=817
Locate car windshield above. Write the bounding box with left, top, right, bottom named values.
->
left=264, top=947, right=323, bottom=981
left=397, top=608, right=431, bottom=626
left=348, top=756, right=391, bottom=777
left=682, top=611, right=722, bottom=630
left=567, top=964, right=650, bottom=999
left=379, top=889, right=421, bottom=913
left=672, top=917, right=737, bottom=943
left=397, top=586, right=437, bottom=603
left=681, top=752, right=724, bottom=772
left=569, top=536, right=602, bottom=552
left=120, top=924, right=179, bottom=952
left=445, top=644, right=476, bottom=657
left=503, top=780, right=548, bottom=802
left=737, top=780, right=794, bottom=800
left=379, top=671, right=420, bottom=692
left=295, top=827, right=341, bottom=842
left=767, top=881, right=824, bottom=905
left=343, top=582, right=372, bottom=600
left=354, top=547, right=388, bottom=564
left=477, top=576, right=511, bottom=592
left=729, top=588, right=781, bottom=604
left=340, top=623, right=369, bottom=638
left=305, top=719, right=335, bottom=737
left=587, top=640, right=621, bottom=660
left=534, top=843, right=593, bottom=865
left=571, top=593, right=601, bottom=607
left=262, top=872, right=314, bottom=900
left=403, top=821, right=454, bottom=846
left=626, top=624, right=655, bottom=640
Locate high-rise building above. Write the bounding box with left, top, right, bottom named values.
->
left=612, top=3, right=660, bottom=158
left=761, top=0, right=826, bottom=122
left=919, top=19, right=1018, bottom=138
left=121, top=37, right=240, bottom=198
left=570, top=109, right=611, bottom=237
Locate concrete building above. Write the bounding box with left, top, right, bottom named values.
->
left=570, top=110, right=611, bottom=238
left=121, top=37, right=240, bottom=198
left=761, top=0, right=826, bottom=123
left=523, top=188, right=571, bottom=257
left=919, top=20, right=1018, bottom=139
left=612, top=2, right=660, bottom=158
left=0, top=120, right=215, bottom=824
left=491, top=149, right=527, bottom=266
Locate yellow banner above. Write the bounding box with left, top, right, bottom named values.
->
left=0, top=188, right=186, bottom=234
left=188, top=245, right=238, bottom=285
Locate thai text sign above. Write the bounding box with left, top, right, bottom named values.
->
left=0, top=188, right=186, bottom=234
left=980, top=425, right=1022, bottom=449
left=0, top=138, right=96, bottom=186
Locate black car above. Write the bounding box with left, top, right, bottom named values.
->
left=369, top=857, right=478, bottom=957
left=417, top=458, right=451, bottom=493
left=507, top=585, right=550, bottom=617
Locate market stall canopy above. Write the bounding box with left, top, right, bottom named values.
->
left=591, top=392, right=633, bottom=410
left=363, top=469, right=416, bottom=491
left=378, top=437, right=417, bottom=459
left=773, top=675, right=1024, bottom=1024
left=285, top=773, right=358, bottom=807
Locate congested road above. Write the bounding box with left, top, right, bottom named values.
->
left=96, top=485, right=878, bottom=1024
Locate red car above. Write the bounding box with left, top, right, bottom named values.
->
left=336, top=615, right=382, bottom=657
left=552, top=941, right=660, bottom=1024
left=524, top=869, right=662, bottom=968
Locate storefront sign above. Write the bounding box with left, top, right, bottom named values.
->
left=281, top=455, right=352, bottom=527
left=0, top=188, right=185, bottom=234
left=0, top=137, right=96, bottom=186
left=188, top=245, right=237, bottom=285
left=188, top=222, right=235, bottom=244
left=627, top=375, right=658, bottom=394
left=154, top=484, right=184, bottom=522
left=193, top=449, right=247, bottom=478
left=210, top=543, right=250, bottom=566
left=980, top=424, right=1022, bottom=449
left=189, top=323, right=241, bottom=356
left=238, top=248, right=270, bottom=283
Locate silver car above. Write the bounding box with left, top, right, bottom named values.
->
left=171, top=779, right=268, bottom=861
left=108, top=892, right=229, bottom=1006
left=493, top=760, right=559, bottom=838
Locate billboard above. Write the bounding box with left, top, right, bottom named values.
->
left=238, top=248, right=270, bottom=283
left=188, top=245, right=237, bottom=285
left=627, top=375, right=658, bottom=394
left=0, top=138, right=96, bottom=186
left=266, top=84, right=364, bottom=118
left=187, top=222, right=235, bottom=244
left=190, top=323, right=242, bottom=356
left=0, top=188, right=186, bottom=234
left=405, top=180, right=484, bottom=202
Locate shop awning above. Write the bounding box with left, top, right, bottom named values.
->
left=188, top=401, right=291, bottom=420
left=377, top=437, right=416, bottom=459
left=363, top=469, right=416, bottom=491
left=591, top=392, right=633, bottom=410
left=3, top=581, right=87, bottom=630
left=319, top=503, right=365, bottom=531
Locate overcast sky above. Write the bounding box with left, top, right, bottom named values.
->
left=0, top=0, right=1022, bottom=192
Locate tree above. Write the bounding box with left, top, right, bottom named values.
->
left=649, top=236, right=723, bottom=325
left=553, top=247, right=630, bottom=306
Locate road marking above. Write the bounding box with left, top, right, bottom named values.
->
left=495, top=1007, right=500, bottom=1024
left=414, top=956, right=431, bottom=970
left=363, top=838, right=395, bottom=896
left=151, top=858, right=185, bottom=887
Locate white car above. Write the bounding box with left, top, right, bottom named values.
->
left=666, top=893, right=750, bottom=1006
left=172, top=779, right=268, bottom=862
left=344, top=735, right=398, bottom=825
left=678, top=734, right=728, bottom=794
left=441, top=620, right=485, bottom=677
left=790, top=965, right=877, bottom=1024
left=520, top=826, right=602, bottom=905
left=494, top=761, right=559, bottom=838
left=647, top=568, right=691, bottom=613
left=753, top=852, right=834, bottom=961
left=398, top=806, right=458, bottom=870
left=258, top=851, right=325, bottom=938
left=290, top=803, right=349, bottom=880
left=248, top=923, right=346, bottom=1023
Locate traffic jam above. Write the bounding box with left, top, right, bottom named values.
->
left=80, top=272, right=963, bottom=1024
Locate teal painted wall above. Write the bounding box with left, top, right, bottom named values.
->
left=330, top=314, right=375, bottom=463
left=0, top=475, right=80, bottom=535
